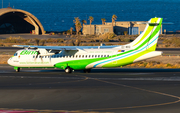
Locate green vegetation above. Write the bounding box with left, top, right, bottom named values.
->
left=0, top=33, right=136, bottom=47
left=88, top=16, right=94, bottom=34
left=70, top=27, right=73, bottom=35
left=66, top=30, right=71, bottom=35
left=112, top=14, right=117, bottom=31
left=1, top=34, right=179, bottom=47
left=81, top=20, right=87, bottom=26
left=73, top=17, right=82, bottom=35
left=2, top=36, right=27, bottom=43
left=101, top=18, right=106, bottom=25
left=126, top=61, right=180, bottom=69
left=163, top=37, right=180, bottom=47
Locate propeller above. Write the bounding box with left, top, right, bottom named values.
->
left=34, top=50, right=43, bottom=62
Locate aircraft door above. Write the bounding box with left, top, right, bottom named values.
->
left=112, top=51, right=118, bottom=64
left=13, top=52, right=19, bottom=62
left=41, top=55, right=51, bottom=64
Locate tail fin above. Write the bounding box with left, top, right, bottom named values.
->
left=126, top=17, right=163, bottom=51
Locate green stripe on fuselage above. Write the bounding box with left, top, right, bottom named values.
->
left=55, top=50, right=134, bottom=70
left=102, top=44, right=156, bottom=68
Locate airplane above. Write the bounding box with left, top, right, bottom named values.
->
left=8, top=17, right=163, bottom=73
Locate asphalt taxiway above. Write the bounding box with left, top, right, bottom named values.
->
left=1, top=65, right=180, bottom=113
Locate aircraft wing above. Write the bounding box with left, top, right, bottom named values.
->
left=12, top=45, right=79, bottom=51
left=13, top=45, right=84, bottom=56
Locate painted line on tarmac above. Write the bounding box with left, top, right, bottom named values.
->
left=1, top=76, right=180, bottom=81
left=0, top=109, right=90, bottom=113
left=80, top=76, right=180, bottom=111
left=0, top=76, right=88, bottom=85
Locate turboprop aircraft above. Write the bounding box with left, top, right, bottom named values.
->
left=8, top=17, right=163, bottom=73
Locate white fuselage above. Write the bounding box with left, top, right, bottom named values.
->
left=8, top=48, right=162, bottom=69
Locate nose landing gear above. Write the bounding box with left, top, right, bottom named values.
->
left=14, top=67, right=20, bottom=72
left=65, top=66, right=72, bottom=73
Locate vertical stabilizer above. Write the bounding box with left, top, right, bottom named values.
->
left=125, top=17, right=163, bottom=51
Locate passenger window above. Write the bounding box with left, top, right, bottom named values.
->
left=42, top=56, right=44, bottom=58
left=89, top=55, right=91, bottom=58
left=82, top=55, right=84, bottom=58
left=98, top=55, right=100, bottom=57
left=92, top=55, right=94, bottom=58
left=95, top=55, right=97, bottom=58
left=76, top=55, right=78, bottom=58
left=79, top=55, right=81, bottom=58
left=86, top=55, right=87, bottom=58
left=101, top=55, right=103, bottom=57
left=104, top=55, right=106, bottom=57
left=33, top=56, right=35, bottom=58
left=107, top=55, right=109, bottom=57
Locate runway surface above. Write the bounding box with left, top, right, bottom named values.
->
left=1, top=65, right=180, bottom=113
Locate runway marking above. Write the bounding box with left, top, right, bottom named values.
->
left=0, top=76, right=88, bottom=85
left=1, top=75, right=180, bottom=81
left=73, top=75, right=180, bottom=111
left=1, top=75, right=180, bottom=111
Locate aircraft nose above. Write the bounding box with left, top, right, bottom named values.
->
left=7, top=57, right=13, bottom=65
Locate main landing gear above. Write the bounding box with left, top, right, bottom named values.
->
left=64, top=67, right=91, bottom=73
left=83, top=69, right=91, bottom=73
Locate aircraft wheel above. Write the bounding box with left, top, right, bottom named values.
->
left=16, top=68, right=20, bottom=72
left=83, top=69, right=91, bottom=73
left=65, top=67, right=72, bottom=73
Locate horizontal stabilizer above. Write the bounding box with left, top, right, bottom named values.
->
left=137, top=22, right=173, bottom=25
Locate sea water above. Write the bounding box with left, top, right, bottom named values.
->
left=1, top=0, right=180, bottom=32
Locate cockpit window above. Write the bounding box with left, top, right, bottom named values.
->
left=14, top=53, right=18, bottom=56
